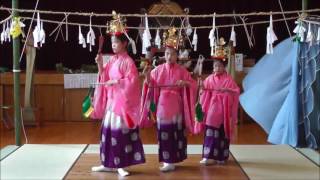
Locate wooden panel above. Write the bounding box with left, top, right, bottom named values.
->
left=35, top=85, right=64, bottom=121
left=0, top=72, right=64, bottom=85
left=64, top=89, right=89, bottom=121
left=2, top=85, right=26, bottom=119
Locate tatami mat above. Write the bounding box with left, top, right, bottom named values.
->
left=0, top=145, right=19, bottom=161
left=1, top=144, right=318, bottom=180
left=296, top=148, right=320, bottom=166
left=0, top=144, right=87, bottom=180
left=230, top=145, right=320, bottom=180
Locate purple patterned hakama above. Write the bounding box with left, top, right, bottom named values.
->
left=100, top=110, right=145, bottom=168
left=202, top=125, right=230, bottom=161
left=157, top=115, right=187, bottom=163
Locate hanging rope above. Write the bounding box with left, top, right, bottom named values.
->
left=1, top=6, right=319, bottom=18
left=17, top=15, right=300, bottom=30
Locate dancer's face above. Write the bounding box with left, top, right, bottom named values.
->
left=165, top=47, right=178, bottom=64
left=213, top=61, right=225, bottom=75
left=111, top=36, right=127, bottom=54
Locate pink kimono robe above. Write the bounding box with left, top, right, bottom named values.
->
left=140, top=63, right=197, bottom=133
left=195, top=72, right=240, bottom=140
left=90, top=52, right=141, bottom=128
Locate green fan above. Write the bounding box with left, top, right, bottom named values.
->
left=149, top=100, right=156, bottom=121
left=195, top=77, right=204, bottom=122
left=82, top=87, right=94, bottom=118
left=195, top=102, right=204, bottom=122
left=150, top=100, right=156, bottom=112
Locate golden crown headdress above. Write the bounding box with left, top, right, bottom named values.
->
left=212, top=37, right=229, bottom=61
left=162, top=27, right=184, bottom=50
left=106, top=11, right=127, bottom=36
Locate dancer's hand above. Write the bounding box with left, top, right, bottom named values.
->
left=105, top=79, right=118, bottom=86
left=95, top=54, right=103, bottom=65
left=143, top=65, right=152, bottom=83
left=216, top=87, right=232, bottom=93
left=176, top=80, right=189, bottom=86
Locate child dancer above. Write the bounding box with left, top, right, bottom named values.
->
left=91, top=11, right=145, bottom=176
left=195, top=58, right=240, bottom=165
left=140, top=27, right=196, bottom=172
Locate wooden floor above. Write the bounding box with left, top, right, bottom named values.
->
left=66, top=154, right=248, bottom=180
left=0, top=121, right=268, bottom=148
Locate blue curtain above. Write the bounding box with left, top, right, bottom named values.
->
left=240, top=22, right=320, bottom=149
left=240, top=38, right=300, bottom=146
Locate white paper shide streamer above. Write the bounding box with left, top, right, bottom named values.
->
left=0, top=23, right=5, bottom=44
left=193, top=54, right=204, bottom=76
left=142, top=14, right=151, bottom=55
left=305, top=23, right=314, bottom=45
left=185, top=14, right=193, bottom=36
left=155, top=29, right=161, bottom=48
left=229, top=25, right=236, bottom=47
left=208, top=13, right=216, bottom=56
left=33, top=12, right=46, bottom=47
left=1, top=21, right=11, bottom=44
left=192, top=28, right=198, bottom=51
left=86, top=16, right=95, bottom=52
left=78, top=25, right=86, bottom=48
left=6, top=20, right=11, bottom=42
left=293, top=20, right=306, bottom=42
left=123, top=32, right=137, bottom=55
left=266, top=14, right=278, bottom=54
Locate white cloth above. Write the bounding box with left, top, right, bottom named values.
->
left=142, top=14, right=151, bottom=55
left=192, top=28, right=198, bottom=51
left=155, top=29, right=161, bottom=48
left=78, top=25, right=86, bottom=48
left=306, top=23, right=314, bottom=45
left=266, top=15, right=278, bottom=54
left=293, top=20, right=306, bottom=42
left=229, top=26, right=236, bottom=47
left=209, top=13, right=216, bottom=56
left=193, top=54, right=205, bottom=76
left=32, top=12, right=45, bottom=47
left=1, top=23, right=6, bottom=44
left=86, top=28, right=95, bottom=52
left=5, top=21, right=11, bottom=42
